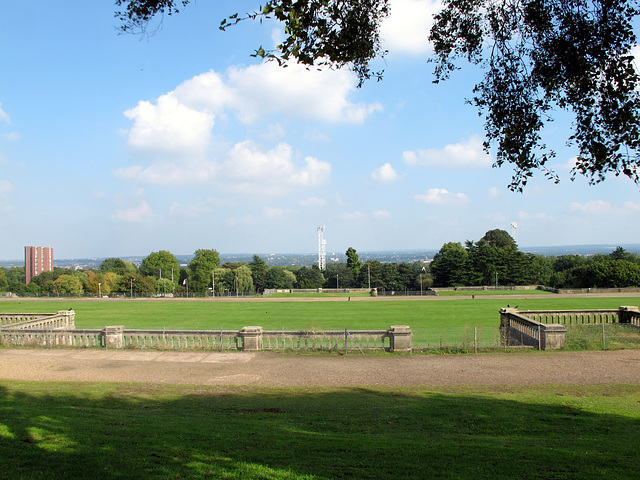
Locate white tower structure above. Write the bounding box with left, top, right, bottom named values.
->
left=510, top=222, right=519, bottom=244
left=318, top=225, right=326, bottom=270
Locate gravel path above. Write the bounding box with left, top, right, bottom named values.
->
left=1, top=348, right=640, bottom=387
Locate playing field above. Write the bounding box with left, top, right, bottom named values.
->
left=2, top=295, right=639, bottom=348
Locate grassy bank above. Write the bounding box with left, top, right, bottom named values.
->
left=0, top=381, right=638, bottom=479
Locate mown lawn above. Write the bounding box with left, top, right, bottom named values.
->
left=0, top=381, right=639, bottom=479
left=1, top=296, right=639, bottom=348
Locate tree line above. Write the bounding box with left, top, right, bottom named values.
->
left=0, top=247, right=427, bottom=296
left=1, top=231, right=639, bottom=296
left=430, top=229, right=640, bottom=289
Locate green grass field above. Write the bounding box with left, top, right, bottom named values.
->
left=2, top=296, right=640, bottom=348
left=0, top=381, right=639, bottom=479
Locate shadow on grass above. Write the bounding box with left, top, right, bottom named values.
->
left=0, top=382, right=638, bottom=479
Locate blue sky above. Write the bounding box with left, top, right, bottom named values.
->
left=1, top=0, right=639, bottom=260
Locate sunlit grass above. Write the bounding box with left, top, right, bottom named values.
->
left=2, top=296, right=639, bottom=348
left=0, top=381, right=639, bottom=479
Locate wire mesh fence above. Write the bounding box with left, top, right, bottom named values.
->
left=411, top=326, right=502, bottom=353
left=410, top=324, right=640, bottom=353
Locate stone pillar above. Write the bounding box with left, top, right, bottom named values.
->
left=499, top=308, right=518, bottom=346
left=57, top=310, right=76, bottom=329
left=390, top=325, right=411, bottom=352
left=541, top=324, right=567, bottom=350
left=618, top=306, right=640, bottom=324
left=104, top=326, right=125, bottom=349
left=241, top=326, right=263, bottom=351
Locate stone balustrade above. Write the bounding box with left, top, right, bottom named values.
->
left=0, top=328, right=103, bottom=348
left=520, top=306, right=640, bottom=326
left=0, top=312, right=411, bottom=353
left=0, top=311, right=75, bottom=331
left=500, top=309, right=567, bottom=350
left=500, top=306, right=640, bottom=350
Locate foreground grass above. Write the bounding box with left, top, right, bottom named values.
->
left=0, top=381, right=639, bottom=479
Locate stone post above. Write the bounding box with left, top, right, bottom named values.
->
left=618, top=306, right=640, bottom=324
left=541, top=324, right=567, bottom=350
left=390, top=325, right=411, bottom=352
left=499, top=308, right=518, bottom=346
left=104, top=326, right=125, bottom=349
left=57, top=310, right=76, bottom=329
left=241, top=326, right=263, bottom=351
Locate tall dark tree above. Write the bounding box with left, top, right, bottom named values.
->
left=345, top=247, right=362, bottom=278
left=430, top=242, right=470, bottom=287
left=117, top=0, right=640, bottom=189
left=296, top=265, right=325, bottom=289
left=249, top=255, right=269, bottom=293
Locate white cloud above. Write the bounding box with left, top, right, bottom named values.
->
left=371, top=163, right=401, bottom=183
left=403, top=135, right=492, bottom=168
left=124, top=94, right=214, bottom=155
left=225, top=62, right=383, bottom=124
left=414, top=188, right=469, bottom=205
left=381, top=0, right=443, bottom=55
left=112, top=200, right=152, bottom=223
left=623, top=201, right=640, bottom=211
left=0, top=180, right=14, bottom=195
left=114, top=139, right=330, bottom=194
left=373, top=210, right=391, bottom=219
left=0, top=103, right=9, bottom=123
left=125, top=63, right=381, bottom=155
left=570, top=200, right=612, bottom=214
left=221, top=141, right=331, bottom=195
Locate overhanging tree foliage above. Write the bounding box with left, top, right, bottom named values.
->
left=116, top=0, right=640, bottom=190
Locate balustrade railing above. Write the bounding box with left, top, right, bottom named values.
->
left=522, top=309, right=621, bottom=325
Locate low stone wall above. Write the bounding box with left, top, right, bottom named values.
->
left=0, top=312, right=411, bottom=353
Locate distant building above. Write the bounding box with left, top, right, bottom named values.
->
left=24, top=246, right=53, bottom=284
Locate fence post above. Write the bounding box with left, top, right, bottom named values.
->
left=474, top=327, right=477, bottom=354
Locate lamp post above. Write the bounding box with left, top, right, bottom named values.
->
left=212, top=270, right=215, bottom=298
left=130, top=278, right=134, bottom=298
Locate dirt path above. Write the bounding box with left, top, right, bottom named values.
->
left=2, top=348, right=640, bottom=387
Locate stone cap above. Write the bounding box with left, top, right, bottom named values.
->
left=390, top=325, right=411, bottom=334
left=241, top=326, right=263, bottom=333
